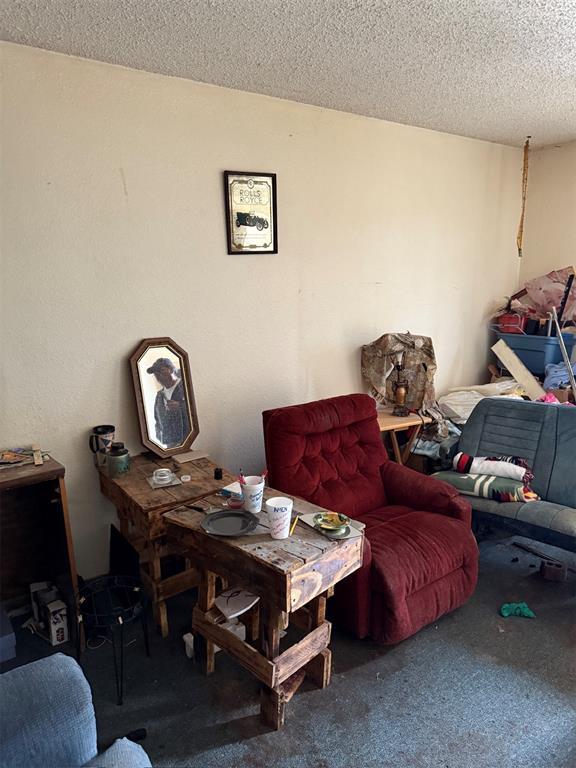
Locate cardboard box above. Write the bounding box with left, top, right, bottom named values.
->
left=40, top=600, right=69, bottom=646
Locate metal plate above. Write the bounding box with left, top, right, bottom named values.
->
left=313, top=512, right=351, bottom=530
left=201, top=509, right=259, bottom=537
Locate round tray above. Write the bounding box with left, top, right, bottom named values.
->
left=201, top=510, right=259, bottom=537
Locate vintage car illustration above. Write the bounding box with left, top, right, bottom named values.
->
left=235, top=211, right=269, bottom=231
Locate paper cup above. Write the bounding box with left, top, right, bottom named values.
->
left=242, top=475, right=265, bottom=513
left=266, top=497, right=293, bottom=539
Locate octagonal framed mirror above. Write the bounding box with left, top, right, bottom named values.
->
left=129, top=337, right=199, bottom=457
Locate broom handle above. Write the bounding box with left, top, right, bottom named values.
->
left=551, top=306, right=576, bottom=400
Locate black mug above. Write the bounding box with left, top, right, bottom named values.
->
left=89, top=425, right=116, bottom=466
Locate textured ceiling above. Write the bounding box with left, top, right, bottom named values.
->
left=2, top=0, right=576, bottom=147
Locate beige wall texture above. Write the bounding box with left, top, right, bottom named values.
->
left=521, top=141, right=576, bottom=282
left=1, top=43, right=522, bottom=576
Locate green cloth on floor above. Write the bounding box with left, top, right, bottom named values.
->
left=500, top=602, right=536, bottom=619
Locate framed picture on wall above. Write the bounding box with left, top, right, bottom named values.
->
left=224, top=171, right=277, bottom=254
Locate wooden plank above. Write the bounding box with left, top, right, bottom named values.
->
left=277, top=538, right=324, bottom=563
left=290, top=537, right=363, bottom=611
left=491, top=339, right=546, bottom=400
left=156, top=567, right=199, bottom=599
left=192, top=606, right=275, bottom=687
left=260, top=687, right=285, bottom=730
left=277, top=668, right=306, bottom=702
left=0, top=457, right=64, bottom=491
left=273, top=621, right=331, bottom=685
left=261, top=606, right=282, bottom=658
left=195, top=571, right=217, bottom=673
left=305, top=649, right=332, bottom=688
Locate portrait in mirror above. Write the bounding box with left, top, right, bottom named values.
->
left=129, top=337, right=199, bottom=457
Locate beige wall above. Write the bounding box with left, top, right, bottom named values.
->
left=521, top=141, right=576, bottom=282
left=1, top=43, right=521, bottom=576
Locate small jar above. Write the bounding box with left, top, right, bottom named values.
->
left=107, top=442, right=130, bottom=479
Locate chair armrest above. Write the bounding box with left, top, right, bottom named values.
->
left=381, top=461, right=472, bottom=525
left=0, top=654, right=97, bottom=768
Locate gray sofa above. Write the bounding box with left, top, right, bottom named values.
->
left=442, top=398, right=576, bottom=552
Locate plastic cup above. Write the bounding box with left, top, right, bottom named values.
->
left=241, top=475, right=265, bottom=513
left=265, top=497, right=293, bottom=539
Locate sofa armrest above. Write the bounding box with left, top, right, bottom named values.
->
left=381, top=461, right=472, bottom=525
left=0, top=654, right=98, bottom=768
left=84, top=738, right=152, bottom=768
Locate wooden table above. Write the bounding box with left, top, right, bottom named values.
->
left=164, top=489, right=364, bottom=729
left=98, top=453, right=236, bottom=637
left=0, top=458, right=79, bottom=636
left=377, top=407, right=432, bottom=465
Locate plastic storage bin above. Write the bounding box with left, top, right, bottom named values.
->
left=495, top=332, right=576, bottom=375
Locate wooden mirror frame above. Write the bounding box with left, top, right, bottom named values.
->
left=129, top=337, right=200, bottom=458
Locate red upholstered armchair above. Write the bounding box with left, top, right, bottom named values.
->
left=263, top=394, right=478, bottom=644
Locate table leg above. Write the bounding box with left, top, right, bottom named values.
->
left=260, top=688, right=285, bottom=730
left=239, top=601, right=260, bottom=643
left=149, top=541, right=169, bottom=638
left=388, top=431, right=404, bottom=464
left=305, top=594, right=332, bottom=689
left=259, top=606, right=285, bottom=729
left=194, top=571, right=217, bottom=674
left=402, top=425, right=422, bottom=464
left=305, top=648, right=332, bottom=688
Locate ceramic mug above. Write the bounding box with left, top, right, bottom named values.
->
left=89, top=425, right=115, bottom=467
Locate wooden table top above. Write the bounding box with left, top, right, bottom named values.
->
left=376, top=407, right=432, bottom=432
left=0, top=457, right=65, bottom=491
left=164, top=487, right=364, bottom=613
left=99, top=453, right=237, bottom=515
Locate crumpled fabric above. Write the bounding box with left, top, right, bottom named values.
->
left=543, top=361, right=576, bottom=390
left=500, top=602, right=536, bottom=619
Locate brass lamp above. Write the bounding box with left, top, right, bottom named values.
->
left=391, top=352, right=409, bottom=416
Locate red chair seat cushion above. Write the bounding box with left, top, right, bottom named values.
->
left=362, top=510, right=478, bottom=644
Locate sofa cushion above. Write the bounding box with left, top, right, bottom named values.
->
left=357, top=504, right=414, bottom=528
left=468, top=495, right=576, bottom=539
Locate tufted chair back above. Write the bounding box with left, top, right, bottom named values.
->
left=263, top=394, right=388, bottom=518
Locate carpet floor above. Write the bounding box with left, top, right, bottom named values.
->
left=6, top=535, right=576, bottom=767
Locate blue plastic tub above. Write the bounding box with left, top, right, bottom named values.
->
left=495, top=332, right=576, bottom=375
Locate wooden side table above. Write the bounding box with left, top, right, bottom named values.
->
left=377, top=407, right=432, bottom=465
left=98, top=453, right=235, bottom=637
left=164, top=489, right=364, bottom=729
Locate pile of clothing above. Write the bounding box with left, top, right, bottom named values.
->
left=433, top=452, right=539, bottom=503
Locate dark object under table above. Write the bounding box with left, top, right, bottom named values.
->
left=77, top=574, right=149, bottom=705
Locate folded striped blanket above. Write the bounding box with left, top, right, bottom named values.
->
left=433, top=471, right=539, bottom=503
left=453, top=452, right=533, bottom=485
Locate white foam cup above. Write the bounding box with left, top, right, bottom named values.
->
left=265, top=497, right=293, bottom=539
left=241, top=475, right=265, bottom=513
